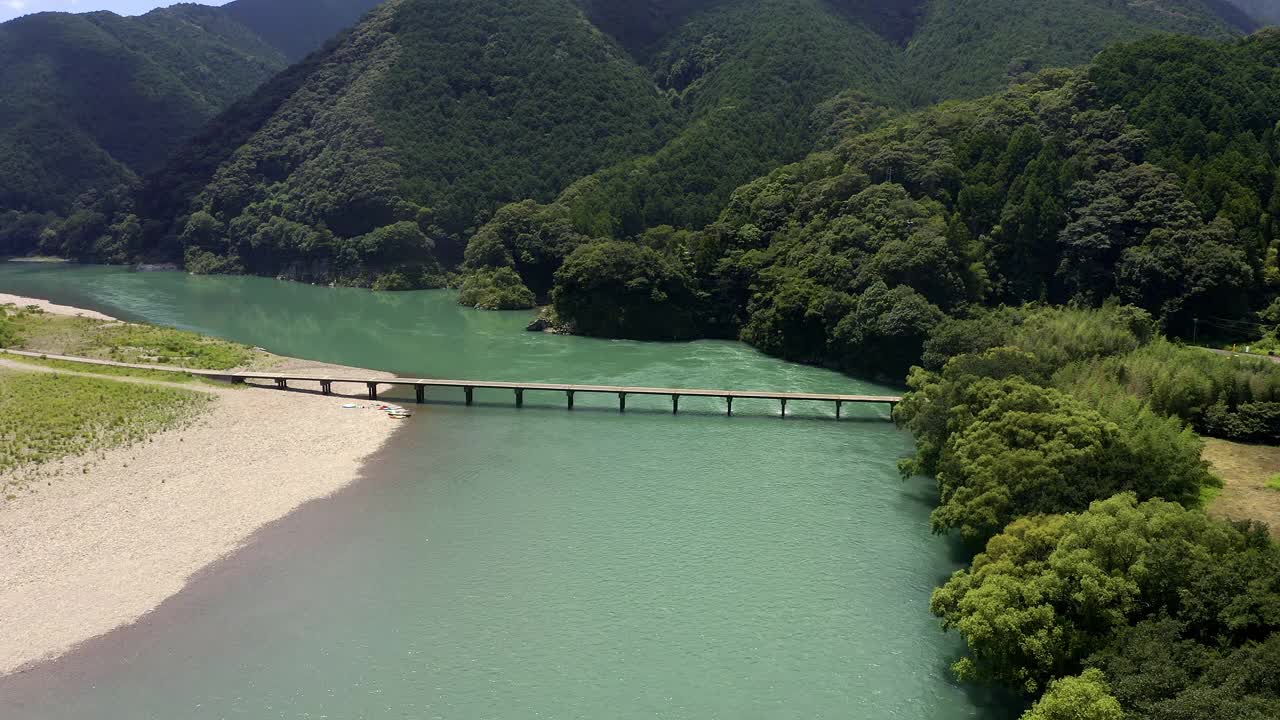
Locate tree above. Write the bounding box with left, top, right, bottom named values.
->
left=458, top=268, right=536, bottom=310
left=463, top=201, right=590, bottom=298
left=832, top=282, right=944, bottom=376
left=179, top=211, right=224, bottom=252
left=1057, top=164, right=1202, bottom=305
left=931, top=494, right=1280, bottom=694
left=1021, top=670, right=1123, bottom=720
left=927, top=377, right=1123, bottom=542
left=551, top=241, right=698, bottom=340
left=354, top=221, right=434, bottom=267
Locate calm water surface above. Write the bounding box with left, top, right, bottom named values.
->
left=0, top=264, right=1008, bottom=719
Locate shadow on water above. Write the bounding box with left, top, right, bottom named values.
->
left=936, top=654, right=1027, bottom=720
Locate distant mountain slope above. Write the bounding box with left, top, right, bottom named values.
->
left=551, top=0, right=903, bottom=238
left=15, top=0, right=1261, bottom=286
left=0, top=0, right=382, bottom=225
left=1224, top=0, right=1280, bottom=25
left=222, top=0, right=385, bottom=61
left=456, top=0, right=1250, bottom=301
left=547, top=31, right=1280, bottom=362
left=0, top=5, right=286, bottom=218
left=903, top=0, right=1243, bottom=102
left=134, top=0, right=677, bottom=282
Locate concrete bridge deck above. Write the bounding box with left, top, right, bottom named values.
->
left=3, top=349, right=901, bottom=418
left=235, top=373, right=901, bottom=417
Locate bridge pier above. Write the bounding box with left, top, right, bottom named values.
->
left=215, top=368, right=900, bottom=420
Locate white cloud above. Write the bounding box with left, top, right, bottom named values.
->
left=5, top=1, right=27, bottom=11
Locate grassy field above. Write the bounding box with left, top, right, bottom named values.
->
left=0, top=370, right=212, bottom=498
left=1, top=304, right=257, bottom=370
left=1203, top=438, right=1280, bottom=538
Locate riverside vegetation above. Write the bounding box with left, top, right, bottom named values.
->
left=896, top=304, right=1280, bottom=719
left=0, top=303, right=257, bottom=370
left=0, top=303, right=261, bottom=497
left=0, top=371, right=210, bottom=499
left=4, top=1, right=1280, bottom=717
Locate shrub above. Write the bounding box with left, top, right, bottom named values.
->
left=457, top=268, right=537, bottom=310
left=552, top=241, right=699, bottom=340
left=932, top=494, right=1280, bottom=694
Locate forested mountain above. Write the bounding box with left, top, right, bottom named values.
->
left=1226, top=0, right=1280, bottom=25
left=115, top=0, right=678, bottom=285
left=469, top=30, right=1280, bottom=376
left=0, top=5, right=285, bottom=221
left=547, top=0, right=901, bottom=240
left=222, top=0, right=385, bottom=61
left=63, top=0, right=1252, bottom=291
left=901, top=0, right=1246, bottom=103
left=0, top=0, right=383, bottom=254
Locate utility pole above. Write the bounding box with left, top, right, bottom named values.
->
left=1192, top=317, right=1198, bottom=344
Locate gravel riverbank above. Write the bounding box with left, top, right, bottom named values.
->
left=0, top=297, right=405, bottom=675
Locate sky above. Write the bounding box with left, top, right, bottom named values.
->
left=1, top=1, right=229, bottom=23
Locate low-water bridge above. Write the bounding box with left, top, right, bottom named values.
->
left=235, top=373, right=901, bottom=418
left=2, top=349, right=901, bottom=418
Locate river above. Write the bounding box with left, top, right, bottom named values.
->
left=0, top=264, right=1010, bottom=719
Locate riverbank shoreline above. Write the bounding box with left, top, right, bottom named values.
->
left=0, top=293, right=118, bottom=321
left=0, top=300, right=406, bottom=676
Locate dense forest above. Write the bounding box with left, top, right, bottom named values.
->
left=896, top=304, right=1280, bottom=719
left=469, top=33, right=1280, bottom=368
left=8, top=0, right=1262, bottom=288
left=5, top=3, right=1280, bottom=718
left=452, top=29, right=1280, bottom=718
left=0, top=0, right=383, bottom=253
left=0, top=5, right=284, bottom=225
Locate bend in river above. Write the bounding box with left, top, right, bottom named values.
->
left=0, top=264, right=1014, bottom=720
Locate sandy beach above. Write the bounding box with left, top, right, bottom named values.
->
left=0, top=293, right=118, bottom=321
left=0, top=301, right=405, bottom=675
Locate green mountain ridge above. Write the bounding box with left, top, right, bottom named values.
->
left=222, top=0, right=386, bottom=61
left=4, top=0, right=1259, bottom=282
left=1224, top=0, right=1280, bottom=25
left=901, top=0, right=1244, bottom=103
left=0, top=5, right=286, bottom=221
left=0, top=0, right=385, bottom=244
left=89, top=0, right=1246, bottom=287
left=131, top=0, right=678, bottom=283
left=541, top=30, right=1280, bottom=365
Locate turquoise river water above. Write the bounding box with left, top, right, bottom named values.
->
left=0, top=264, right=1012, bottom=719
